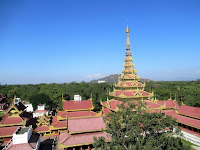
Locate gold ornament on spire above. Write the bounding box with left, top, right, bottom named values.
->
left=126, top=24, right=129, bottom=33
left=126, top=19, right=129, bottom=33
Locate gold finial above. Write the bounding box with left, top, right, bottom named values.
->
left=126, top=19, right=129, bottom=33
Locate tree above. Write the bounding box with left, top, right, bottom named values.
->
left=93, top=102, right=190, bottom=150
left=29, top=93, right=52, bottom=110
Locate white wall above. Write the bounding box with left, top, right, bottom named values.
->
left=74, top=95, right=82, bottom=102
left=25, top=104, right=34, bottom=112
left=38, top=104, right=45, bottom=110
left=13, top=126, right=32, bottom=145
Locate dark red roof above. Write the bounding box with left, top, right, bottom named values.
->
left=54, top=120, right=67, bottom=128
left=172, top=115, right=200, bottom=129
left=178, top=105, right=200, bottom=119
left=63, top=100, right=93, bottom=111
left=108, top=100, right=122, bottom=110
left=103, top=108, right=112, bottom=116
left=51, top=116, right=59, bottom=126
left=144, top=100, right=162, bottom=109
left=5, top=134, right=39, bottom=150
left=1, top=116, right=23, bottom=125
left=59, top=132, right=111, bottom=147
left=35, top=125, right=50, bottom=132
left=0, top=126, right=19, bottom=137
left=119, top=81, right=143, bottom=87
left=113, top=90, right=150, bottom=97
left=162, top=110, right=177, bottom=116
left=157, top=100, right=177, bottom=108
left=68, top=117, right=106, bottom=133
left=66, top=111, right=97, bottom=118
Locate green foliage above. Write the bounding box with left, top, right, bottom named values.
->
left=93, top=102, right=190, bottom=150
left=29, top=93, right=52, bottom=110
left=0, top=82, right=112, bottom=111
left=0, top=112, right=4, bottom=117
left=145, top=80, right=200, bottom=107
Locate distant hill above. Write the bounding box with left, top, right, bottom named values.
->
left=90, top=74, right=151, bottom=83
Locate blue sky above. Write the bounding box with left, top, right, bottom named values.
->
left=1, top=0, right=200, bottom=84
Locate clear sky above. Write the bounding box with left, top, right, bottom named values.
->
left=1, top=0, right=200, bottom=84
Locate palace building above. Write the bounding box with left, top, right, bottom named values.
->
left=101, top=23, right=200, bottom=144
left=1, top=23, right=200, bottom=149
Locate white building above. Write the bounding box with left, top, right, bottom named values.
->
left=24, top=103, right=34, bottom=112
left=33, top=104, right=49, bottom=118
left=74, top=95, right=82, bottom=102
left=98, top=80, right=105, bottom=83
left=3, top=126, right=40, bottom=150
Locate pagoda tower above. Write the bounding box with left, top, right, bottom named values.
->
left=109, top=23, right=153, bottom=101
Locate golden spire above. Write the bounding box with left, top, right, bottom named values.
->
left=126, top=19, right=129, bottom=33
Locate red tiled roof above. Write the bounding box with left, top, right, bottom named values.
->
left=157, top=100, right=176, bottom=108
left=173, top=100, right=179, bottom=109
left=68, top=117, right=106, bottom=133
left=5, top=134, right=39, bottom=150
left=51, top=116, right=59, bottom=126
left=102, top=101, right=107, bottom=107
left=34, top=125, right=50, bottom=132
left=178, top=105, right=200, bottom=119
left=172, top=115, right=200, bottom=129
left=120, top=81, right=143, bottom=87
left=1, top=116, right=23, bottom=124
left=57, top=111, right=67, bottom=118
left=63, top=100, right=93, bottom=111
left=144, top=100, right=162, bottom=109
left=103, top=108, right=112, bottom=116
left=54, top=120, right=67, bottom=128
left=114, top=90, right=150, bottom=97
left=5, top=141, right=33, bottom=150
left=0, top=126, right=19, bottom=137
left=59, top=132, right=111, bottom=147
left=0, top=102, right=6, bottom=107
left=108, top=100, right=122, bottom=110
left=162, top=110, right=177, bottom=116
left=102, top=99, right=132, bottom=110
left=66, top=111, right=97, bottom=118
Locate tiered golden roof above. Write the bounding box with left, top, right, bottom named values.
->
left=109, top=23, right=153, bottom=101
